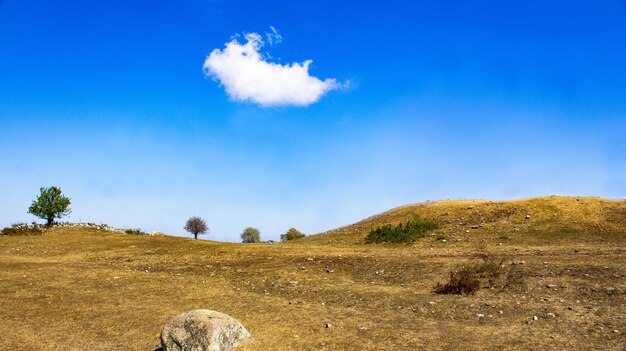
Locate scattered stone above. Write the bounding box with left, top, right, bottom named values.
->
left=525, top=214, right=531, bottom=219
left=604, top=287, right=617, bottom=295
left=547, top=313, right=556, bottom=318
left=546, top=284, right=557, bottom=289
left=325, top=323, right=332, bottom=329
left=160, top=309, right=250, bottom=351
left=476, top=314, right=485, bottom=318
left=471, top=225, right=479, bottom=229
left=532, top=316, right=538, bottom=321
left=305, top=257, right=314, bottom=261
left=326, top=268, right=334, bottom=273
left=613, top=330, right=620, bottom=334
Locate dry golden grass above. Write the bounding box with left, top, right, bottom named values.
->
left=0, top=196, right=624, bottom=350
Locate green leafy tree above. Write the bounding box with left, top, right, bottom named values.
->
left=184, top=216, right=209, bottom=239
left=28, top=186, right=72, bottom=226
left=240, top=227, right=261, bottom=243
left=281, top=227, right=305, bottom=242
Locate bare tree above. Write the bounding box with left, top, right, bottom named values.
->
left=184, top=216, right=209, bottom=239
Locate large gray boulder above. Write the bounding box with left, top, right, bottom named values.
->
left=160, top=309, right=251, bottom=351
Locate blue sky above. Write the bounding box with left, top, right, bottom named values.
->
left=1, top=0, right=625, bottom=241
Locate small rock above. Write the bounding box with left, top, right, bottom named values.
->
left=613, top=330, right=620, bottom=334
left=532, top=316, right=538, bottom=321
left=476, top=314, right=485, bottom=318
left=546, top=284, right=557, bottom=289
left=471, top=225, right=479, bottom=229
left=525, top=214, right=531, bottom=219
left=547, top=313, right=556, bottom=318
left=604, top=287, right=616, bottom=295
left=325, top=323, right=332, bottom=329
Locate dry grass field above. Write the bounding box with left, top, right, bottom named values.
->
left=0, top=196, right=624, bottom=350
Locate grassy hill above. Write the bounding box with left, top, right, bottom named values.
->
left=304, top=196, right=626, bottom=245
left=0, top=196, right=624, bottom=350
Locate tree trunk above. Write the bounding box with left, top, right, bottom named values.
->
left=194, top=233, right=198, bottom=240
left=47, top=217, right=54, bottom=226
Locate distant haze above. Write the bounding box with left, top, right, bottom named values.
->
left=1, top=1, right=624, bottom=241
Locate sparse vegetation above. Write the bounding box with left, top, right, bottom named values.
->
left=184, top=216, right=209, bottom=239
left=27, top=186, right=71, bottom=226
left=1, top=223, right=44, bottom=236
left=281, top=227, right=305, bottom=242
left=365, top=215, right=438, bottom=243
left=433, top=266, right=481, bottom=295
left=124, top=228, right=148, bottom=236
left=241, top=227, right=261, bottom=243
left=434, top=253, right=525, bottom=295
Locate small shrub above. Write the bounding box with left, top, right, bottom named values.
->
left=1, top=224, right=43, bottom=236
left=435, top=233, right=446, bottom=241
left=281, top=228, right=305, bottom=242
left=472, top=253, right=505, bottom=287
left=434, top=267, right=481, bottom=295
left=434, top=253, right=525, bottom=295
left=366, top=215, right=438, bottom=244
left=124, top=228, right=147, bottom=236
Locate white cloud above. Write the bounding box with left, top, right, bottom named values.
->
left=203, top=32, right=342, bottom=107
left=265, top=26, right=283, bottom=46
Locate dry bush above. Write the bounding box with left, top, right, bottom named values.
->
left=434, top=253, right=525, bottom=295
left=434, top=267, right=481, bottom=295
left=1, top=224, right=43, bottom=236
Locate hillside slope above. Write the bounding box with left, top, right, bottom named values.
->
left=303, top=196, right=626, bottom=245
left=0, top=196, right=624, bottom=350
